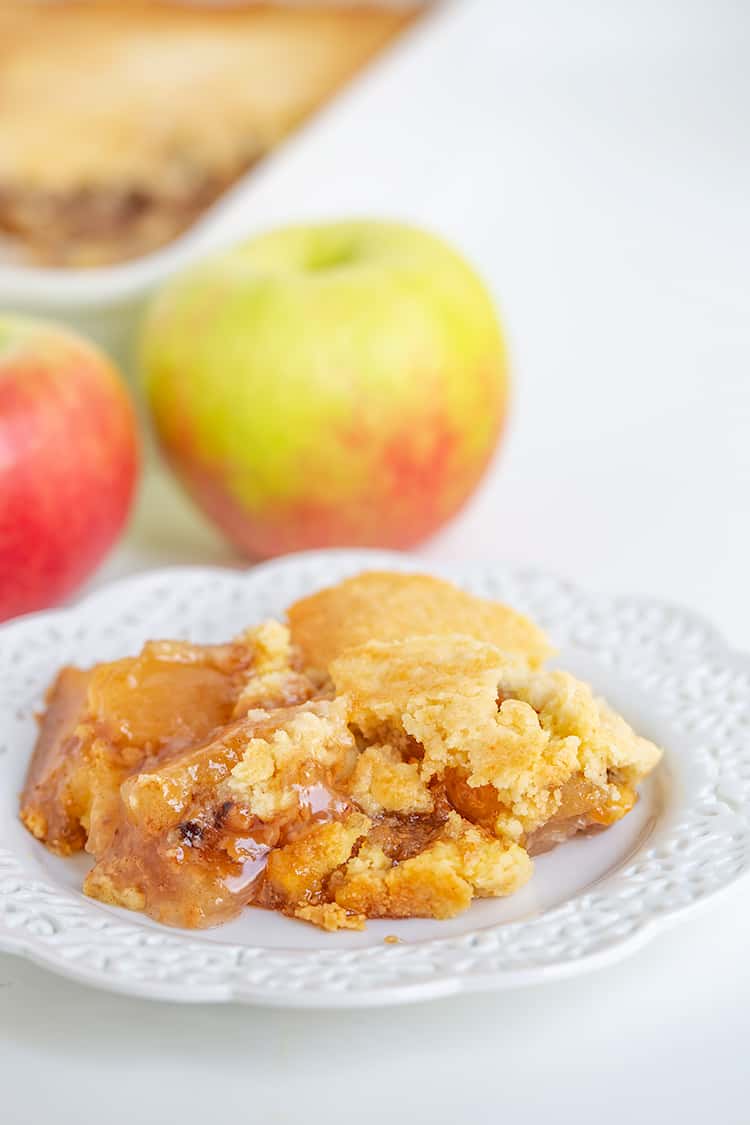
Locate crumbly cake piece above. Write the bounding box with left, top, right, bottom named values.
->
left=232, top=619, right=326, bottom=716
left=20, top=569, right=662, bottom=932
left=294, top=902, right=366, bottom=932
left=224, top=697, right=358, bottom=823
left=332, top=812, right=531, bottom=919
left=288, top=571, right=553, bottom=673
left=331, top=634, right=662, bottom=845
left=347, top=743, right=434, bottom=816
left=253, top=780, right=530, bottom=924
left=0, top=2, right=414, bottom=266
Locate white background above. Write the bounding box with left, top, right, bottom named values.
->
left=2, top=0, right=749, bottom=1119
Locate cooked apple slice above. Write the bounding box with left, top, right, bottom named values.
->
left=20, top=636, right=258, bottom=855
left=121, top=698, right=355, bottom=836
left=85, top=699, right=358, bottom=928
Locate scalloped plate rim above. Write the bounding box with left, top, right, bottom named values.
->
left=1, top=874, right=745, bottom=1010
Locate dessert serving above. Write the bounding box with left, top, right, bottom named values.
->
left=20, top=571, right=662, bottom=932
left=0, top=2, right=416, bottom=267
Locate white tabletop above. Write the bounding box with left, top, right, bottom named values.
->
left=2, top=0, right=749, bottom=1119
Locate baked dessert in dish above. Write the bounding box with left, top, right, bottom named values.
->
left=20, top=571, right=662, bottom=931
left=0, top=2, right=416, bottom=267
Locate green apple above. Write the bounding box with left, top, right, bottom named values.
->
left=141, top=221, right=508, bottom=557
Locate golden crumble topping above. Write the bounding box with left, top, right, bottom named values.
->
left=232, top=621, right=323, bottom=716
left=347, top=743, right=434, bottom=816
left=332, top=634, right=660, bottom=843
left=288, top=571, right=553, bottom=672
left=332, top=813, right=531, bottom=920
left=226, top=699, right=356, bottom=822
left=20, top=570, right=662, bottom=932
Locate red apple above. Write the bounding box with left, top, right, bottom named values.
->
left=0, top=315, right=139, bottom=620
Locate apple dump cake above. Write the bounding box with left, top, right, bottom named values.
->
left=20, top=571, right=662, bottom=931
left=0, top=2, right=416, bottom=267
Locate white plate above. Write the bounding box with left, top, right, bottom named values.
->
left=1, top=549, right=748, bottom=1007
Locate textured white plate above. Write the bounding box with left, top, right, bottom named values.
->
left=1, top=549, right=748, bottom=1007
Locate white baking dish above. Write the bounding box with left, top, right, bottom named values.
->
left=0, top=1, right=440, bottom=371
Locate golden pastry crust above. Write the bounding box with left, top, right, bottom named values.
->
left=0, top=2, right=414, bottom=265
left=288, top=570, right=553, bottom=673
